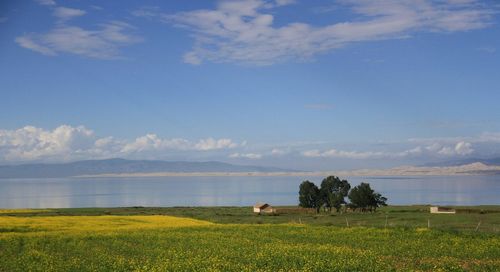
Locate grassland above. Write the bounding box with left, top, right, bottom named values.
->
left=3, top=205, right=499, bottom=232
left=1, top=206, right=499, bottom=271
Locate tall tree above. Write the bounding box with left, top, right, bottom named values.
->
left=320, top=176, right=351, bottom=212
left=298, top=180, right=321, bottom=212
left=348, top=182, right=387, bottom=212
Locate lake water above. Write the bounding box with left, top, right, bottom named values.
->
left=0, top=175, right=499, bottom=208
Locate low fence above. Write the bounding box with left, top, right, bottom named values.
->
left=455, top=208, right=500, bottom=214
left=274, top=207, right=317, bottom=214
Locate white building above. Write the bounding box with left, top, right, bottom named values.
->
left=253, top=203, right=275, bottom=214
left=430, top=206, right=456, bottom=214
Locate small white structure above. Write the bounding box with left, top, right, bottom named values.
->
left=253, top=202, right=275, bottom=214
left=430, top=206, right=456, bottom=214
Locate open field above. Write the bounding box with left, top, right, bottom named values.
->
left=2, top=205, right=500, bottom=233
left=1, top=206, right=499, bottom=271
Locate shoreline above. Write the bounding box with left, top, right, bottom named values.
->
left=75, top=170, right=500, bottom=178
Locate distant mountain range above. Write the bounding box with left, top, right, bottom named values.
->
left=0, top=158, right=294, bottom=179
left=329, top=162, right=500, bottom=177
left=2, top=157, right=499, bottom=179
left=422, top=157, right=500, bottom=167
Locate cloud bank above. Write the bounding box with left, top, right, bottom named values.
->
left=229, top=152, right=262, bottom=159
left=53, top=7, right=86, bottom=21
left=16, top=3, right=141, bottom=59
left=301, top=141, right=475, bottom=160
left=1, top=125, right=498, bottom=164
left=0, top=125, right=241, bottom=162
left=159, top=0, right=493, bottom=65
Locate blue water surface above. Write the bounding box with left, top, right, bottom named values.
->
left=0, top=175, right=499, bottom=208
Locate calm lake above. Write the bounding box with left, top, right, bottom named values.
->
left=1, top=175, right=499, bottom=208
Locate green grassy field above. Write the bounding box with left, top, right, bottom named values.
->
left=1, top=206, right=499, bottom=271
left=3, top=205, right=500, bottom=232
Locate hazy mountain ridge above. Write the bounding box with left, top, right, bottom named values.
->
left=1, top=159, right=499, bottom=179
left=0, top=158, right=294, bottom=179
left=332, top=162, right=500, bottom=176
left=421, top=157, right=500, bottom=167
left=73, top=162, right=500, bottom=178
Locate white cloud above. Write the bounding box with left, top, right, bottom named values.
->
left=88, top=137, right=124, bottom=157
left=0, top=125, right=490, bottom=163
left=399, top=146, right=423, bottom=157
left=311, top=5, right=337, bottom=14
left=121, top=134, right=189, bottom=153
left=183, top=52, right=203, bottom=65
left=195, top=138, right=238, bottom=151
left=0, top=125, right=242, bottom=162
left=478, top=132, right=500, bottom=143
left=36, top=0, right=56, bottom=6
left=16, top=22, right=141, bottom=59
left=302, top=149, right=387, bottom=159
left=454, top=141, right=474, bottom=155
left=53, top=7, right=86, bottom=21
left=163, top=0, right=493, bottom=65
left=396, top=144, right=468, bottom=158
left=302, top=141, right=476, bottom=160
left=0, top=125, right=95, bottom=161
left=131, top=6, right=161, bottom=19
left=435, top=142, right=474, bottom=156
left=274, top=0, right=296, bottom=7
left=17, top=2, right=141, bottom=59
left=399, top=141, right=476, bottom=157
left=437, top=146, right=455, bottom=156
left=271, top=148, right=287, bottom=156
left=121, top=135, right=238, bottom=153
left=15, top=36, right=56, bottom=56
left=229, top=152, right=262, bottom=159
left=301, top=150, right=321, bottom=157
left=409, top=132, right=500, bottom=145
left=425, top=143, right=442, bottom=152
left=94, top=137, right=115, bottom=148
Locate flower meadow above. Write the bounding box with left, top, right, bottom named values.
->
left=0, top=214, right=499, bottom=271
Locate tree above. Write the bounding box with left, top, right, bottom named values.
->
left=298, top=180, right=321, bottom=212
left=373, top=192, right=388, bottom=211
left=320, top=176, right=351, bottom=212
left=348, top=182, right=387, bottom=212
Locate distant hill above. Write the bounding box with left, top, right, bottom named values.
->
left=422, top=157, right=500, bottom=167
left=0, top=158, right=295, bottom=179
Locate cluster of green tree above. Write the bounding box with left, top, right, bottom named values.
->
left=298, top=176, right=387, bottom=213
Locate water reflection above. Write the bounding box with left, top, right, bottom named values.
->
left=0, top=175, right=499, bottom=208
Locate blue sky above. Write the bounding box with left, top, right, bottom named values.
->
left=0, top=0, right=499, bottom=170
